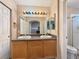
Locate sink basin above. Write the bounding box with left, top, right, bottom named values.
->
left=18, top=36, right=31, bottom=39
left=40, top=35, right=52, bottom=38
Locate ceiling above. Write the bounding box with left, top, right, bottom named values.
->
left=14, top=0, right=53, bottom=7
left=67, top=0, right=79, bottom=8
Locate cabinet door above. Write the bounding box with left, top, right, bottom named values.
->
left=44, top=40, right=57, bottom=58
left=28, top=40, right=43, bottom=59
left=11, top=41, right=27, bottom=59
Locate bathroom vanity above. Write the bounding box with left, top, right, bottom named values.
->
left=11, top=5, right=57, bottom=59
left=11, top=35, right=57, bottom=59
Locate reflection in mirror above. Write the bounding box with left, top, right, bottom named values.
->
left=19, top=16, right=55, bottom=37
left=19, top=16, right=50, bottom=36
left=47, top=17, right=55, bottom=30
left=29, top=21, right=40, bottom=34
left=19, top=16, right=28, bottom=35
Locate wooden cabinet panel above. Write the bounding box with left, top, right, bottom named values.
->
left=44, top=40, right=57, bottom=57
left=11, top=41, right=27, bottom=59
left=28, top=40, right=43, bottom=59
left=11, top=40, right=57, bottom=59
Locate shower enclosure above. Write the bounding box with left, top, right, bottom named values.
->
left=67, top=15, right=79, bottom=49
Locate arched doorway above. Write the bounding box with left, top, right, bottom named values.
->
left=29, top=21, right=40, bottom=34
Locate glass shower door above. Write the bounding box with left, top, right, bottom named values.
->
left=72, top=16, right=79, bottom=49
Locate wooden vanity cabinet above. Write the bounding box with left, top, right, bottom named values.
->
left=11, top=39, right=57, bottom=59
left=11, top=41, right=28, bottom=59
left=44, top=40, right=57, bottom=58
left=28, top=40, right=43, bottom=59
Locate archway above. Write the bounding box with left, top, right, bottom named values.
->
left=29, top=21, right=40, bottom=34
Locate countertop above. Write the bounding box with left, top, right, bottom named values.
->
left=12, top=36, right=57, bottom=41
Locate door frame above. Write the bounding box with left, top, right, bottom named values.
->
left=0, top=1, right=12, bottom=59
left=58, top=0, right=67, bottom=59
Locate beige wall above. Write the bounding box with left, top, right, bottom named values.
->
left=67, top=7, right=79, bottom=16
left=67, top=7, right=79, bottom=22
left=1, top=0, right=17, bottom=40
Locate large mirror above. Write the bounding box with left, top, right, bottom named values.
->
left=18, top=16, right=55, bottom=36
